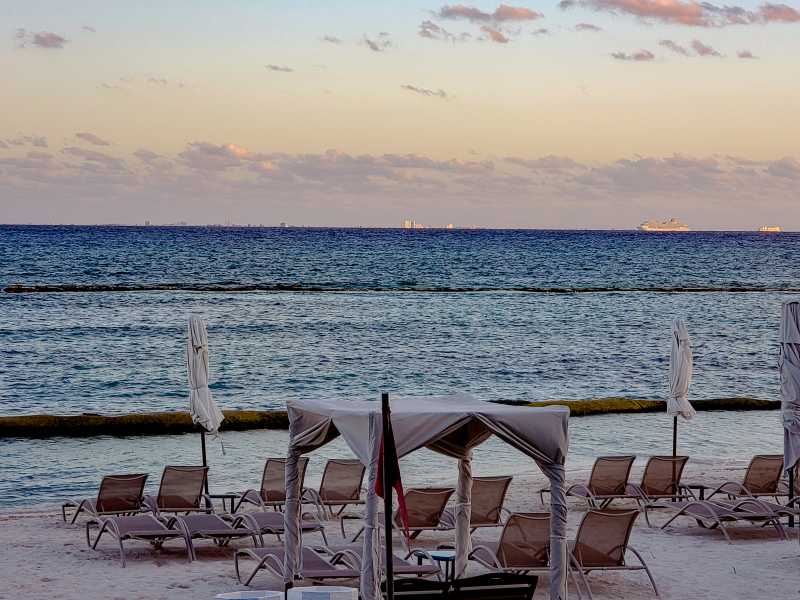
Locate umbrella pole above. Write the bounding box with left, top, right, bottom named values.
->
left=200, top=428, right=211, bottom=510
left=381, top=392, right=395, bottom=600
left=672, top=416, right=677, bottom=457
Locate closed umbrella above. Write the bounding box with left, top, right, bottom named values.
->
left=779, top=301, right=800, bottom=516
left=668, top=319, right=695, bottom=456
left=187, top=315, right=224, bottom=489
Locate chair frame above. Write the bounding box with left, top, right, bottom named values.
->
left=85, top=514, right=191, bottom=568
left=62, top=473, right=148, bottom=524
left=707, top=454, right=785, bottom=502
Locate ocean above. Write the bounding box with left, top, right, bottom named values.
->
left=0, top=225, right=797, bottom=505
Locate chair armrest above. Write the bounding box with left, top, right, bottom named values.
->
left=707, top=481, right=750, bottom=499
left=468, top=545, right=501, bottom=569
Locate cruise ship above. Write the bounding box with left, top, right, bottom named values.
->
left=758, top=225, right=781, bottom=233
left=637, top=218, right=690, bottom=232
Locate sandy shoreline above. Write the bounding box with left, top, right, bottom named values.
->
left=2, top=460, right=798, bottom=600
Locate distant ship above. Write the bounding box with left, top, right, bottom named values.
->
left=637, top=218, right=690, bottom=232
left=758, top=225, right=781, bottom=233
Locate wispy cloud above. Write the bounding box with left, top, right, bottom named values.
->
left=691, top=39, right=722, bottom=56
left=418, top=20, right=473, bottom=42
left=321, top=35, right=342, bottom=44
left=266, top=64, right=294, bottom=72
left=659, top=39, right=690, bottom=55
left=401, top=85, right=448, bottom=99
left=76, top=132, right=111, bottom=146
left=437, top=4, right=543, bottom=22
left=575, top=22, right=603, bottom=31
left=82, top=25, right=96, bottom=33
left=15, top=29, right=69, bottom=49
left=480, top=25, right=511, bottom=43
left=737, top=49, right=759, bottom=59
left=611, top=49, right=656, bottom=61
left=559, top=0, right=800, bottom=27
left=364, top=33, right=392, bottom=52
left=5, top=135, right=48, bottom=148
left=531, top=27, right=550, bottom=35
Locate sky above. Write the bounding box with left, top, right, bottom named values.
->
left=1, top=0, right=799, bottom=229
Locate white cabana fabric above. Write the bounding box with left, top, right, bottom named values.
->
left=667, top=319, right=696, bottom=420
left=282, top=394, right=570, bottom=600
left=780, top=301, right=800, bottom=474
left=187, top=316, right=224, bottom=435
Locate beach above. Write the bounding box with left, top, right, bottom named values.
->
left=3, top=459, right=797, bottom=600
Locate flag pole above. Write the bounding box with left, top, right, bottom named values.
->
left=381, top=392, right=395, bottom=600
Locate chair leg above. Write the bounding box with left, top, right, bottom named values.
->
left=627, top=546, right=660, bottom=597
left=320, top=527, right=329, bottom=546
left=118, top=538, right=127, bottom=568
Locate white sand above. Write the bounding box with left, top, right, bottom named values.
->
left=2, top=460, right=798, bottom=600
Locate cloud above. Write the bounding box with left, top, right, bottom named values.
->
left=532, top=27, right=550, bottom=34
left=147, top=77, right=169, bottom=85
left=691, top=39, right=722, bottom=56
left=575, top=22, right=603, bottom=31
left=82, top=25, right=96, bottom=33
left=659, top=39, right=690, bottom=55
left=611, top=49, right=656, bottom=61
left=418, top=19, right=473, bottom=41
left=321, top=35, right=342, bottom=44
left=364, top=33, right=392, bottom=52
left=480, top=25, right=511, bottom=43
left=76, top=132, right=111, bottom=146
left=766, top=157, right=800, bottom=178
left=401, top=85, right=448, bottom=99
left=6, top=135, right=48, bottom=148
left=505, top=155, right=586, bottom=170
left=62, top=147, right=126, bottom=171
left=437, top=4, right=543, bottom=22
left=559, top=0, right=800, bottom=27
left=15, top=29, right=69, bottom=49
left=737, top=49, right=759, bottom=58
left=266, top=64, right=294, bottom=72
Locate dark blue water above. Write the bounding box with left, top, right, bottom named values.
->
left=1, top=225, right=798, bottom=416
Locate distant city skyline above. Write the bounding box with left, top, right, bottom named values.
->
left=2, top=1, right=800, bottom=229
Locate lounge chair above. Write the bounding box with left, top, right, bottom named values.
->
left=468, top=513, right=550, bottom=574
left=569, top=509, right=658, bottom=599
left=169, top=514, right=259, bottom=560
left=239, top=510, right=329, bottom=545
left=625, top=456, right=691, bottom=526
left=451, top=573, right=538, bottom=600
left=707, top=454, right=784, bottom=501
left=235, top=457, right=309, bottom=512
left=540, top=456, right=636, bottom=508
left=318, top=543, right=442, bottom=579
left=85, top=514, right=191, bottom=567
left=143, top=465, right=210, bottom=516
left=302, top=458, right=366, bottom=518
left=62, top=473, right=148, bottom=524
left=439, top=475, right=513, bottom=533
left=348, top=487, right=456, bottom=549
left=657, top=498, right=787, bottom=543
left=234, top=545, right=359, bottom=586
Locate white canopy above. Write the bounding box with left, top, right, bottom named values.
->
left=282, top=394, right=570, bottom=600
left=667, top=319, right=696, bottom=420
left=187, top=316, right=224, bottom=435
left=780, top=301, right=800, bottom=474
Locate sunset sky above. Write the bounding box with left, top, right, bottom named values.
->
left=2, top=0, right=799, bottom=228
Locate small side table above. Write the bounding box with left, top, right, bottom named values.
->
left=209, top=492, right=239, bottom=513
left=426, top=550, right=457, bottom=581
left=685, top=484, right=710, bottom=501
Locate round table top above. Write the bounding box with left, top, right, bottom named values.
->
left=429, top=549, right=457, bottom=561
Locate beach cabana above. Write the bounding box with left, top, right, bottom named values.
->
left=780, top=301, right=800, bottom=502
left=281, top=394, right=570, bottom=600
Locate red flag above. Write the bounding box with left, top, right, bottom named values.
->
left=375, top=412, right=410, bottom=544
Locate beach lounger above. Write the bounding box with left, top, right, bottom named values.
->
left=468, top=513, right=550, bottom=574
left=540, top=456, right=636, bottom=508
left=439, top=475, right=513, bottom=533
left=348, top=487, right=455, bottom=548
left=143, top=465, right=210, bottom=516
left=450, top=573, right=538, bottom=600
left=317, top=543, right=442, bottom=579
left=239, top=510, right=329, bottom=545
left=85, top=514, right=191, bottom=567
left=235, top=457, right=309, bottom=512
left=234, top=545, right=359, bottom=586
left=625, top=456, right=691, bottom=526
left=569, top=509, right=658, bottom=599
left=302, top=458, right=366, bottom=518
left=169, top=514, right=259, bottom=560
left=707, top=454, right=784, bottom=501
left=657, top=498, right=787, bottom=543
left=62, top=473, right=148, bottom=524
